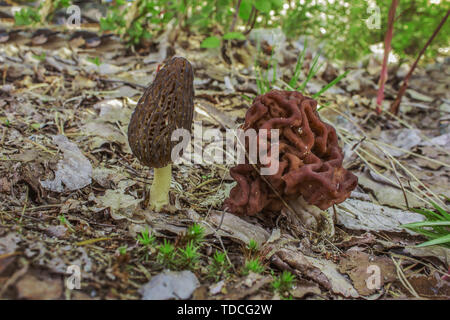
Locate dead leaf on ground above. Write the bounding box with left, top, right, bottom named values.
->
left=16, top=274, right=63, bottom=300
left=208, top=210, right=270, bottom=246
left=339, top=250, right=397, bottom=296
left=336, top=199, right=424, bottom=235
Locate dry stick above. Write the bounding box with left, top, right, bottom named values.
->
left=389, top=158, right=409, bottom=209
left=229, top=0, right=243, bottom=32
left=244, top=6, right=258, bottom=35
left=390, top=9, right=450, bottom=115
left=376, top=0, right=398, bottom=114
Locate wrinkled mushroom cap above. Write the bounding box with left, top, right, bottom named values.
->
left=224, top=90, right=358, bottom=215
left=128, top=57, right=195, bottom=168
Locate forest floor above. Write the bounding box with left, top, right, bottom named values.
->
left=0, top=25, right=449, bottom=300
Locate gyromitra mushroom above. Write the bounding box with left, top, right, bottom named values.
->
left=128, top=57, right=194, bottom=211
left=224, top=90, right=357, bottom=216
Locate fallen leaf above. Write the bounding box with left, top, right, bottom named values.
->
left=304, top=255, right=359, bottom=298
left=339, top=251, right=397, bottom=296
left=336, top=199, right=424, bottom=235
left=96, top=188, right=141, bottom=220
left=40, top=135, right=92, bottom=192
left=290, top=279, right=321, bottom=299
left=357, top=172, right=423, bottom=209
left=16, top=274, right=62, bottom=300
left=378, top=129, right=422, bottom=157
left=408, top=274, right=450, bottom=299
left=208, top=210, right=270, bottom=246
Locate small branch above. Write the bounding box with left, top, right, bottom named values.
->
left=229, top=0, right=242, bottom=32
left=376, top=0, right=398, bottom=114
left=390, top=9, right=450, bottom=115
left=243, top=6, right=258, bottom=35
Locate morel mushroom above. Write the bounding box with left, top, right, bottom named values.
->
left=224, top=90, right=357, bottom=215
left=128, top=57, right=194, bottom=211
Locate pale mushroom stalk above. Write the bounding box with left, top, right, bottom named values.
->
left=149, top=164, right=172, bottom=211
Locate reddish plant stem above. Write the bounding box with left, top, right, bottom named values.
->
left=390, top=9, right=450, bottom=115
left=229, top=0, right=242, bottom=32
left=376, top=0, right=398, bottom=114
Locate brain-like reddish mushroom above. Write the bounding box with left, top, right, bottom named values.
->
left=224, top=90, right=358, bottom=216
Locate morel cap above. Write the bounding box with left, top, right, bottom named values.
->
left=128, top=57, right=195, bottom=168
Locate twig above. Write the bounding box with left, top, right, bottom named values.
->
left=244, top=6, right=258, bottom=35
left=376, top=0, right=398, bottom=114
left=389, top=158, right=409, bottom=209
left=390, top=9, right=450, bottom=115
left=229, top=0, right=243, bottom=32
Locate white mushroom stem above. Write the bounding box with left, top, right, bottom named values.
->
left=149, top=164, right=172, bottom=212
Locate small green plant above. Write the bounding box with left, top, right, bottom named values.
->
left=136, top=227, right=156, bottom=260
left=2, top=118, right=11, bottom=127
left=208, top=250, right=230, bottom=281
left=157, top=239, right=176, bottom=267
left=58, top=214, right=74, bottom=232
left=32, top=53, right=46, bottom=61
left=255, top=41, right=348, bottom=100
left=14, top=0, right=71, bottom=26
left=200, top=32, right=246, bottom=49
left=272, top=271, right=295, bottom=294
left=118, top=245, right=128, bottom=256
left=186, top=223, right=205, bottom=244
left=87, top=57, right=101, bottom=67
left=14, top=7, right=40, bottom=26
left=177, top=241, right=201, bottom=270
left=242, top=258, right=264, bottom=275
left=137, top=227, right=156, bottom=247
left=30, top=123, right=41, bottom=131
left=247, top=239, right=259, bottom=253
left=402, top=202, right=450, bottom=248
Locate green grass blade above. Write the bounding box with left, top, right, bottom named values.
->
left=430, top=201, right=450, bottom=221
left=298, top=51, right=321, bottom=92
left=402, top=221, right=450, bottom=228
left=313, top=70, right=349, bottom=99
left=289, top=39, right=307, bottom=88
left=416, top=234, right=450, bottom=247
left=412, top=208, right=445, bottom=221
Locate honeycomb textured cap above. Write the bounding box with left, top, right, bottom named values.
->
left=224, top=90, right=358, bottom=215
left=127, top=57, right=194, bottom=168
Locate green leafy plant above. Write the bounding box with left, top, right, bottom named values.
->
left=255, top=41, right=348, bottom=99
left=87, top=57, right=102, bottom=66
left=118, top=245, right=128, bottom=256
left=136, top=228, right=156, bottom=261
left=137, top=227, right=156, bottom=247
left=177, top=241, right=201, bottom=270
left=58, top=214, right=74, bottom=232
left=14, top=7, right=40, bottom=26
left=242, top=258, right=264, bottom=275
left=272, top=271, right=295, bottom=296
left=402, top=202, right=450, bottom=248
left=186, top=223, right=205, bottom=245
left=32, top=53, right=46, bottom=61
left=1, top=118, right=11, bottom=127
left=157, top=239, right=176, bottom=267
left=247, top=239, right=259, bottom=253
left=200, top=31, right=246, bottom=49
left=208, top=250, right=230, bottom=281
